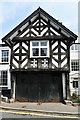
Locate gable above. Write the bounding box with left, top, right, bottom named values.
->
left=2, top=7, right=77, bottom=47
left=2, top=7, right=78, bottom=71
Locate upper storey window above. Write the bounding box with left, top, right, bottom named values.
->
left=0, top=71, right=7, bottom=86
left=30, top=41, right=49, bottom=58
left=71, top=44, right=78, bottom=51
left=71, top=60, right=79, bottom=71
left=1, top=50, right=9, bottom=63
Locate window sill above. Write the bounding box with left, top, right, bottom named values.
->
left=0, top=62, right=9, bottom=64
left=0, top=86, right=8, bottom=88
left=30, top=56, right=50, bottom=59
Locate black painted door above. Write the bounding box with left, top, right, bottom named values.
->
left=15, top=72, right=62, bottom=102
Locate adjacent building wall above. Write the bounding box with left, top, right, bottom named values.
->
left=0, top=42, right=11, bottom=98
left=70, top=39, right=80, bottom=96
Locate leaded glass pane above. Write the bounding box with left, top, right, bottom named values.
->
left=32, top=48, right=39, bottom=56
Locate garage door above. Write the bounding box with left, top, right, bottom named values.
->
left=15, top=72, right=63, bottom=102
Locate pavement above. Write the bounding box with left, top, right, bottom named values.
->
left=0, top=101, right=80, bottom=118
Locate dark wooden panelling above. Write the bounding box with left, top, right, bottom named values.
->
left=15, top=71, right=63, bottom=102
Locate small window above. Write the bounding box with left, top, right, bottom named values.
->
left=1, top=50, right=9, bottom=62
left=30, top=41, right=49, bottom=58
left=0, top=71, right=7, bottom=86
left=71, top=60, right=79, bottom=71
left=71, top=44, right=78, bottom=51
left=73, top=81, right=78, bottom=88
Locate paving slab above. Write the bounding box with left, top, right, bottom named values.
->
left=0, top=102, right=79, bottom=115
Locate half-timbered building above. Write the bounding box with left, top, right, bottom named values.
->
left=2, top=7, right=77, bottom=102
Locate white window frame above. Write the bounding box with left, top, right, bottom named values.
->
left=0, top=70, right=8, bottom=87
left=30, top=40, right=49, bottom=58
left=1, top=50, right=9, bottom=63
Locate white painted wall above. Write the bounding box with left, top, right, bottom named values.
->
left=70, top=39, right=80, bottom=96
left=0, top=44, right=11, bottom=89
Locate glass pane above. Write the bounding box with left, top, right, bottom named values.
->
left=71, top=45, right=74, bottom=50
left=41, top=42, right=47, bottom=46
left=2, top=50, right=9, bottom=62
left=41, top=48, right=47, bottom=56
left=71, top=62, right=73, bottom=65
left=73, top=81, right=75, bottom=88
left=76, top=81, right=78, bottom=88
left=32, top=48, right=39, bottom=56
left=32, top=42, right=39, bottom=46
left=75, top=44, right=78, bottom=50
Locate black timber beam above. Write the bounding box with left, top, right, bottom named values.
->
left=10, top=68, right=69, bottom=72
left=12, top=35, right=66, bottom=42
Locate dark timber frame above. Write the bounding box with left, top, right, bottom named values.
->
left=2, top=7, right=77, bottom=102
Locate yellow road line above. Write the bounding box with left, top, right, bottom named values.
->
left=0, top=109, right=80, bottom=118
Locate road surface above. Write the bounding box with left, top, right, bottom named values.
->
left=0, top=112, right=79, bottom=120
